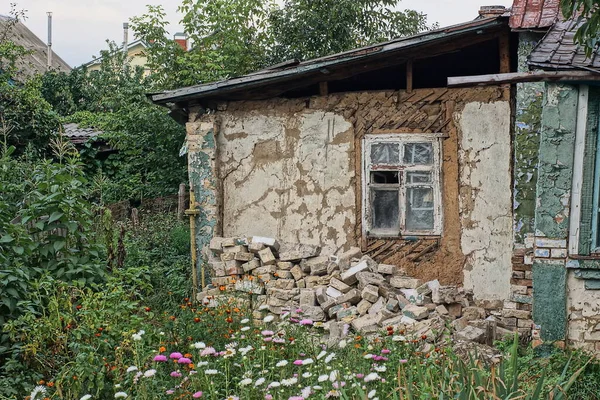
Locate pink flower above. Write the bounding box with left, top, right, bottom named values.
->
left=154, top=355, right=168, bottom=362
left=166, top=390, right=174, bottom=394
left=299, top=319, right=313, bottom=326
left=399, top=359, right=408, bottom=363
left=293, top=360, right=303, bottom=365
left=177, top=357, right=192, bottom=364
left=381, top=349, right=391, bottom=354
left=290, top=318, right=299, bottom=323
left=265, top=395, right=273, bottom=400
left=169, top=352, right=183, bottom=359
left=261, top=330, right=274, bottom=336
left=289, top=397, right=304, bottom=400
left=332, top=381, right=346, bottom=388
left=355, top=373, right=364, bottom=379
left=200, top=347, right=216, bottom=356
left=192, top=392, right=203, bottom=398
left=170, top=371, right=182, bottom=378
left=295, top=308, right=303, bottom=313
left=264, top=337, right=273, bottom=342
left=273, top=338, right=285, bottom=344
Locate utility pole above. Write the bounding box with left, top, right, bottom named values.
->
left=122, top=22, right=129, bottom=68
left=46, top=12, right=52, bottom=70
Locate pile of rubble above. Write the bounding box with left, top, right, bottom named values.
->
left=199, top=236, right=515, bottom=345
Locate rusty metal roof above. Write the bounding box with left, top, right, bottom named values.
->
left=529, top=17, right=600, bottom=71
left=150, top=16, right=508, bottom=105
left=509, top=0, right=561, bottom=29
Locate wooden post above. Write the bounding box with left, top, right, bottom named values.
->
left=185, top=189, right=202, bottom=299
left=406, top=60, right=413, bottom=93
left=498, top=32, right=511, bottom=98
left=319, top=81, right=328, bottom=96
left=178, top=183, right=186, bottom=220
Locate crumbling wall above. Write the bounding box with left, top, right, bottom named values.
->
left=217, top=107, right=355, bottom=254
left=188, top=87, right=512, bottom=297
left=458, top=102, right=513, bottom=301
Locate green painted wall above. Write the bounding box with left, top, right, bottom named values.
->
left=533, top=261, right=567, bottom=341
left=514, top=33, right=544, bottom=244
left=534, top=83, right=579, bottom=238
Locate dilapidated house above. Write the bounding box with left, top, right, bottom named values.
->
left=152, top=8, right=516, bottom=299
left=151, top=1, right=600, bottom=349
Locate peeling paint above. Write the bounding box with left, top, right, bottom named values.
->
left=459, top=101, right=513, bottom=300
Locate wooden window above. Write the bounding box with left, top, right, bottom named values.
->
left=362, top=134, right=443, bottom=237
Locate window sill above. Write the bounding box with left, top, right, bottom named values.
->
left=570, top=254, right=600, bottom=260
left=367, top=234, right=441, bottom=240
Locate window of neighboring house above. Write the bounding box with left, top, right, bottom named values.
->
left=362, top=134, right=443, bottom=237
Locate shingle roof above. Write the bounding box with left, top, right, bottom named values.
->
left=528, top=17, right=600, bottom=71
left=62, top=123, right=103, bottom=144
left=0, top=15, right=71, bottom=80
left=509, top=0, right=561, bottom=29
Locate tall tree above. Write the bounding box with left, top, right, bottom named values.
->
left=268, top=0, right=431, bottom=64
left=130, top=0, right=433, bottom=90
left=560, top=0, right=600, bottom=57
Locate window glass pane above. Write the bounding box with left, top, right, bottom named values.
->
left=371, top=143, right=400, bottom=164
left=371, top=171, right=399, bottom=184
left=406, top=187, right=434, bottom=231
left=403, top=142, right=433, bottom=165
left=371, top=189, right=399, bottom=231
left=406, top=171, right=432, bottom=184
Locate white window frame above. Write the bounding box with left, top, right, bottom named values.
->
left=362, top=134, right=443, bottom=238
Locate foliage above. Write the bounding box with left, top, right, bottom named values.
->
left=3, top=296, right=596, bottom=400
left=0, top=138, right=107, bottom=350
left=130, top=0, right=435, bottom=90
left=268, top=0, right=431, bottom=64
left=560, top=0, right=600, bottom=57
left=39, top=42, right=188, bottom=203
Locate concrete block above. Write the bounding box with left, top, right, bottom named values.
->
left=242, top=259, right=261, bottom=273
left=551, top=248, right=567, bottom=258
left=336, top=289, right=361, bottom=305
left=234, top=252, right=254, bottom=262
left=377, top=264, right=396, bottom=275
left=402, top=304, right=429, bottom=320
left=275, top=270, right=293, bottom=279
left=535, top=238, right=567, bottom=249
left=258, top=248, right=276, bottom=265
left=304, top=256, right=330, bottom=276
left=277, top=261, right=293, bottom=270
left=299, top=289, right=316, bottom=307
left=534, top=248, right=550, bottom=258
left=224, top=260, right=243, bottom=275
left=223, top=245, right=246, bottom=254
left=251, top=236, right=280, bottom=251
left=290, top=265, right=304, bottom=281
left=357, top=299, right=372, bottom=316
left=330, top=277, right=352, bottom=293
left=248, top=242, right=266, bottom=253
left=361, top=284, right=379, bottom=303
left=351, top=314, right=379, bottom=332
left=356, top=271, right=385, bottom=288
left=209, top=237, right=225, bottom=253
left=278, top=242, right=321, bottom=261
left=455, top=325, right=485, bottom=343
left=337, top=246, right=363, bottom=270
left=368, top=296, right=386, bottom=315
left=391, top=276, right=422, bottom=289
left=501, top=309, right=531, bottom=319
left=340, top=260, right=370, bottom=285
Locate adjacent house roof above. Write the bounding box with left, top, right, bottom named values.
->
left=0, top=15, right=71, bottom=80
left=62, top=123, right=104, bottom=145
left=509, top=0, right=560, bottom=29
left=82, top=39, right=148, bottom=68
left=529, top=17, right=600, bottom=71
left=150, top=15, right=508, bottom=105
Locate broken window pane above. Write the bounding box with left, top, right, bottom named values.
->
left=406, top=187, right=434, bottom=231
left=403, top=143, right=433, bottom=165
left=406, top=171, right=432, bottom=184
left=371, top=143, right=400, bottom=164
left=371, top=171, right=399, bottom=184
left=371, top=189, right=399, bottom=231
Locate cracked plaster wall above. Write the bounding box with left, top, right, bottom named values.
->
left=217, top=106, right=355, bottom=254
left=459, top=101, right=513, bottom=300
left=567, top=271, right=600, bottom=352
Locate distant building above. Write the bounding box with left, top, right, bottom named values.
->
left=82, top=33, right=189, bottom=76
left=0, top=14, right=71, bottom=81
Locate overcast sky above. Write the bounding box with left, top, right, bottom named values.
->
left=5, top=0, right=513, bottom=67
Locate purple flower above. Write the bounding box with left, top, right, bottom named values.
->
left=154, top=355, right=168, bottom=362
left=177, top=357, right=192, bottom=364
left=261, top=330, right=274, bottom=336
left=293, top=360, right=303, bottom=365
left=170, top=371, right=182, bottom=378
left=299, top=319, right=313, bottom=326
left=169, top=352, right=183, bottom=359
left=192, top=392, right=203, bottom=398
left=201, top=347, right=216, bottom=356
left=381, top=349, right=391, bottom=354
left=356, top=373, right=364, bottom=379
